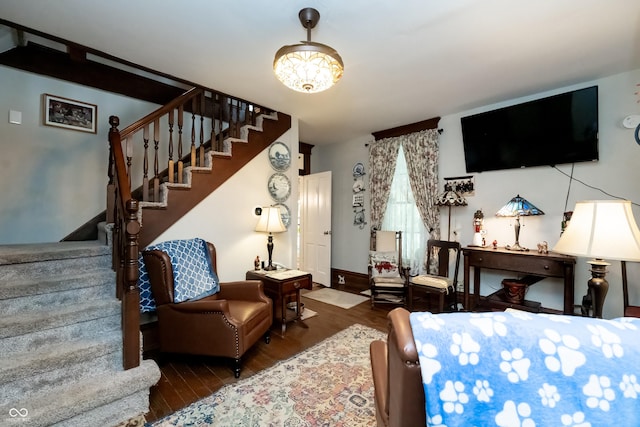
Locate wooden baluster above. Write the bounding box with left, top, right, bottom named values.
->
left=216, top=94, right=223, bottom=152
left=177, top=104, right=184, bottom=184
left=190, top=97, right=197, bottom=167
left=243, top=102, right=250, bottom=128
left=199, top=93, right=205, bottom=167
left=167, top=109, right=174, bottom=183
left=232, top=99, right=239, bottom=138
left=250, top=103, right=256, bottom=126
left=153, top=118, right=160, bottom=202
left=122, top=137, right=133, bottom=189
left=210, top=93, right=216, bottom=153
left=228, top=99, right=234, bottom=138
left=142, top=125, right=149, bottom=202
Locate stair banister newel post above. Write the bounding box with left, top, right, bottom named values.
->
left=108, top=115, right=141, bottom=370
left=123, top=199, right=141, bottom=369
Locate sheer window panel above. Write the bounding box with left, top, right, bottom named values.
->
left=382, top=148, right=428, bottom=275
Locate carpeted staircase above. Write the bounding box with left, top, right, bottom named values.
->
left=0, top=240, right=160, bottom=427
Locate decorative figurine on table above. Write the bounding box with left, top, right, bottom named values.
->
left=472, top=209, right=485, bottom=247
left=537, top=241, right=549, bottom=254
left=254, top=256, right=260, bottom=270
left=492, top=240, right=498, bottom=250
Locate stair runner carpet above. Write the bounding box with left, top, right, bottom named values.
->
left=0, top=240, right=160, bottom=427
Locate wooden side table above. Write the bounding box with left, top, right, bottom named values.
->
left=462, top=246, right=576, bottom=314
left=246, top=269, right=313, bottom=335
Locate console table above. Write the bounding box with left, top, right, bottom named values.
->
left=462, top=246, right=576, bottom=314
left=246, top=269, right=312, bottom=335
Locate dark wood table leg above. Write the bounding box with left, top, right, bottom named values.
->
left=463, top=255, right=470, bottom=311
left=564, top=263, right=575, bottom=315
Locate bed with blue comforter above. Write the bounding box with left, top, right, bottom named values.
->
left=409, top=311, right=640, bottom=426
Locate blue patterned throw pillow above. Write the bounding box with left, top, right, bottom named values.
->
left=138, top=238, right=220, bottom=312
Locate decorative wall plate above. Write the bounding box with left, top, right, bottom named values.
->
left=268, top=173, right=291, bottom=202
left=274, top=203, right=291, bottom=229
left=268, top=141, right=291, bottom=172
left=353, top=162, right=365, bottom=177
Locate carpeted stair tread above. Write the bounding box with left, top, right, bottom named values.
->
left=0, top=329, right=122, bottom=385
left=0, top=359, right=161, bottom=427
left=0, top=253, right=112, bottom=281
left=0, top=313, right=120, bottom=356
left=0, top=269, right=114, bottom=310
left=0, top=299, right=120, bottom=339
left=0, top=241, right=111, bottom=265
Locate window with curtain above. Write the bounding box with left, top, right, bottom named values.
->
left=382, top=147, right=429, bottom=275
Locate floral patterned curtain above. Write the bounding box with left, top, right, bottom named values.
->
left=402, top=129, right=440, bottom=239
left=368, top=138, right=400, bottom=230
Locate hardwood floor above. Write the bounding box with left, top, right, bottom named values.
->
left=143, top=286, right=398, bottom=423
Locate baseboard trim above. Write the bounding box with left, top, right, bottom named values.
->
left=331, top=268, right=369, bottom=293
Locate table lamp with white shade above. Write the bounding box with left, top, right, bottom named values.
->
left=255, top=206, right=286, bottom=271
left=553, top=200, right=640, bottom=318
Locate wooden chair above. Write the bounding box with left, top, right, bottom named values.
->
left=369, top=230, right=409, bottom=307
left=408, top=239, right=461, bottom=312
left=622, top=261, right=640, bottom=317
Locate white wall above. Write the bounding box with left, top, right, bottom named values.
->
left=316, top=68, right=640, bottom=318
left=313, top=135, right=372, bottom=274
left=0, top=65, right=158, bottom=243
left=153, top=122, right=300, bottom=282
left=0, top=64, right=300, bottom=284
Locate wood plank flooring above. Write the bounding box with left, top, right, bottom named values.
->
left=143, top=286, right=398, bottom=423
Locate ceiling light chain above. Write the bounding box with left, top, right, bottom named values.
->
left=273, top=7, right=344, bottom=94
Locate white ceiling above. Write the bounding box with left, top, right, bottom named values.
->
left=1, top=0, right=639, bottom=145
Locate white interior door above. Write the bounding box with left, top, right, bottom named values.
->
left=300, top=171, right=332, bottom=286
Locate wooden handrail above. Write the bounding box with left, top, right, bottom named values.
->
left=119, top=87, right=203, bottom=138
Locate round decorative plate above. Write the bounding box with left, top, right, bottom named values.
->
left=268, top=173, right=291, bottom=202
left=353, top=162, right=365, bottom=177
left=268, top=141, right=291, bottom=172
left=274, top=203, right=291, bottom=229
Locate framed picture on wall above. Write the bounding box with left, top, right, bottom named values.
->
left=43, top=94, right=97, bottom=133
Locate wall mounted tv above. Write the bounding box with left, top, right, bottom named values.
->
left=461, top=85, right=598, bottom=173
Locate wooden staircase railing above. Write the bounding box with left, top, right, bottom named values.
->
left=107, top=87, right=277, bottom=369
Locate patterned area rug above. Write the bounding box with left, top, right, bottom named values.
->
left=148, top=324, right=385, bottom=427
left=303, top=288, right=369, bottom=309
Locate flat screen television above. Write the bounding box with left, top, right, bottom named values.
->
left=461, top=85, right=599, bottom=173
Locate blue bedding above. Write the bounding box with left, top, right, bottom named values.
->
left=409, top=311, right=640, bottom=427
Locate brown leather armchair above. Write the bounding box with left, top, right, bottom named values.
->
left=142, top=242, right=272, bottom=378
left=370, top=307, right=425, bottom=427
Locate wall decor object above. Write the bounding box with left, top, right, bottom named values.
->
left=268, top=141, right=291, bottom=171
left=274, top=203, right=291, bottom=229
left=352, top=162, right=367, bottom=229
left=43, top=94, right=97, bottom=133
left=443, top=176, right=475, bottom=196
left=268, top=172, right=291, bottom=203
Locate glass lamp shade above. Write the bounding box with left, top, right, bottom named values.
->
left=496, top=194, right=543, bottom=251
left=255, top=206, right=286, bottom=233
left=553, top=200, right=640, bottom=261
left=273, top=42, right=344, bottom=93
left=496, top=194, right=544, bottom=217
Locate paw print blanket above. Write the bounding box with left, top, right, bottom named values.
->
left=409, top=311, right=640, bottom=427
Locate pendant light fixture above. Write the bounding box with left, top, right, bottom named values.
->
left=273, top=7, right=344, bottom=93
